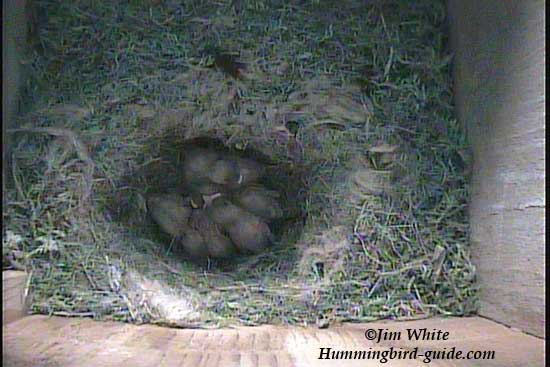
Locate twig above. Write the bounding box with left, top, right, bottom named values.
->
left=81, top=262, right=102, bottom=290
left=10, top=153, right=26, bottom=201
left=159, top=261, right=182, bottom=275
left=23, top=270, right=33, bottom=310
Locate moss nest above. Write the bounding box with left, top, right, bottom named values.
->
left=3, top=0, right=476, bottom=327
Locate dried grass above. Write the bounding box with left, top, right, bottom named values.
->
left=3, top=0, right=476, bottom=327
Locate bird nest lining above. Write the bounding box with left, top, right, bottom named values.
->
left=3, top=0, right=476, bottom=327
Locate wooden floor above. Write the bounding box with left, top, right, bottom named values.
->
left=3, top=271, right=545, bottom=367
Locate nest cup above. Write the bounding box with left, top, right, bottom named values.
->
left=111, top=136, right=308, bottom=268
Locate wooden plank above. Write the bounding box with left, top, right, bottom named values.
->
left=2, top=316, right=544, bottom=367
left=448, top=0, right=545, bottom=338
left=2, top=270, right=28, bottom=325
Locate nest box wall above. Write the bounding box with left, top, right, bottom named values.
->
left=448, top=0, right=545, bottom=337
left=2, top=0, right=28, bottom=204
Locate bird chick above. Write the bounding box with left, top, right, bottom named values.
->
left=146, top=193, right=192, bottom=237
left=233, top=186, right=283, bottom=221
left=208, top=159, right=241, bottom=186
left=226, top=212, right=274, bottom=254
left=179, top=227, right=209, bottom=258
left=207, top=197, right=249, bottom=227
left=182, top=147, right=219, bottom=181
left=190, top=210, right=236, bottom=258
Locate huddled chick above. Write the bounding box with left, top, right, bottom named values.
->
left=189, top=209, right=236, bottom=258
left=207, top=197, right=274, bottom=253
left=146, top=145, right=282, bottom=259
left=233, top=186, right=283, bottom=221
left=146, top=193, right=191, bottom=237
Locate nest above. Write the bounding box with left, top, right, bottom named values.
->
left=3, top=0, right=476, bottom=327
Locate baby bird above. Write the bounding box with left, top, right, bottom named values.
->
left=208, top=197, right=274, bottom=253
left=207, top=197, right=250, bottom=227
left=208, top=159, right=241, bottom=186
left=146, top=193, right=192, bottom=237
left=179, top=227, right=209, bottom=258
left=183, top=147, right=219, bottom=181
left=189, top=210, right=236, bottom=258
left=226, top=212, right=274, bottom=254
left=233, top=186, right=283, bottom=221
